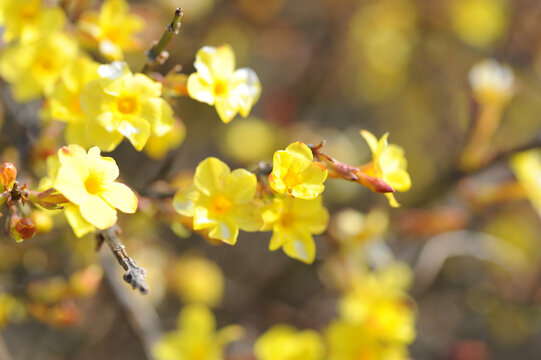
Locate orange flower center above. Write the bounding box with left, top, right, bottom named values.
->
left=84, top=175, right=102, bottom=195
left=210, top=195, right=232, bottom=215
left=213, top=80, right=227, bottom=97
left=117, top=96, right=138, bottom=114
left=282, top=170, right=301, bottom=188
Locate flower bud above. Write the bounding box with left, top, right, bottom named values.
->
left=10, top=217, right=36, bottom=242
left=0, top=163, right=17, bottom=189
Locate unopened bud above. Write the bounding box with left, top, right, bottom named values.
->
left=0, top=163, right=17, bottom=188
left=10, top=217, right=36, bottom=242
left=28, top=188, right=69, bottom=210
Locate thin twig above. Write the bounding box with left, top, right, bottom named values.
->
left=0, top=335, right=13, bottom=360
left=96, top=225, right=149, bottom=294
left=141, top=8, right=183, bottom=74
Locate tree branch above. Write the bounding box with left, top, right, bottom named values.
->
left=141, top=8, right=183, bottom=74
left=96, top=225, right=149, bottom=295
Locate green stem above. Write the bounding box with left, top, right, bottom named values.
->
left=141, top=7, right=183, bottom=74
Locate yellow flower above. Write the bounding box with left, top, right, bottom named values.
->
left=469, top=58, right=515, bottom=105
left=187, top=44, right=261, bottom=123
left=261, top=195, right=329, bottom=264
left=451, top=0, right=509, bottom=49
left=144, top=120, right=186, bottom=159
left=510, top=149, right=541, bottom=217
left=45, top=57, right=101, bottom=123
left=79, top=62, right=175, bottom=151
left=173, top=157, right=262, bottom=244
left=326, top=263, right=416, bottom=360
left=0, top=0, right=66, bottom=43
left=325, top=320, right=408, bottom=360
left=52, top=145, right=137, bottom=237
left=269, top=142, right=328, bottom=200
left=339, top=263, right=416, bottom=345
left=77, top=0, right=144, bottom=60
left=0, top=33, right=78, bottom=101
left=153, top=304, right=243, bottom=360
left=254, top=324, right=325, bottom=360
left=171, top=255, right=225, bottom=307
left=359, top=130, right=411, bottom=207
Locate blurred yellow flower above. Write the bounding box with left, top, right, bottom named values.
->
left=144, top=120, right=186, bottom=159
left=326, top=263, right=416, bottom=360
left=359, top=130, right=411, bottom=207
left=45, top=57, right=101, bottom=123
left=339, top=263, right=416, bottom=345
left=269, top=142, right=328, bottom=200
left=510, top=149, right=541, bottom=217
left=187, top=44, right=261, bottom=123
left=325, top=320, right=408, bottom=360
left=220, top=117, right=276, bottom=164
left=469, top=58, right=515, bottom=105
left=77, top=0, right=144, bottom=60
left=0, top=0, right=66, bottom=43
left=171, top=255, right=224, bottom=307
left=0, top=33, right=78, bottom=101
left=0, top=294, right=24, bottom=328
left=261, top=195, right=329, bottom=264
left=153, top=304, right=244, bottom=360
left=173, top=157, right=262, bottom=244
left=254, top=324, right=325, bottom=360
left=53, top=145, right=138, bottom=236
left=451, top=0, right=509, bottom=49
left=79, top=62, right=175, bottom=151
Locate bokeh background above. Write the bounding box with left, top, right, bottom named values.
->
left=1, top=0, right=541, bottom=359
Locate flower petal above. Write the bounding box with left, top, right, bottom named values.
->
left=64, top=204, right=95, bottom=238
left=208, top=220, right=239, bottom=245
left=230, top=68, right=261, bottom=117
left=87, top=146, right=119, bottom=182
left=282, top=232, right=316, bottom=264
left=194, top=157, right=230, bottom=196
left=224, top=169, right=257, bottom=203
left=215, top=97, right=239, bottom=124
left=360, top=129, right=379, bottom=155
left=187, top=73, right=215, bottom=105
left=54, top=166, right=88, bottom=205
left=79, top=195, right=117, bottom=229
left=100, top=182, right=138, bottom=213
left=58, top=145, right=89, bottom=179
left=173, top=184, right=199, bottom=217
left=118, top=116, right=151, bottom=151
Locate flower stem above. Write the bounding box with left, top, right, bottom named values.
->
left=141, top=7, right=183, bottom=74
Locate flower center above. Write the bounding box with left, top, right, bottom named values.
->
left=84, top=175, right=102, bottom=195
left=210, top=195, right=232, bottom=215
left=213, top=80, right=228, bottom=97
left=282, top=171, right=300, bottom=188
left=117, top=96, right=138, bottom=114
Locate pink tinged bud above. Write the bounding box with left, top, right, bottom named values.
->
left=10, top=217, right=36, bottom=242
left=354, top=171, right=395, bottom=193
left=28, top=189, right=69, bottom=210
left=0, top=163, right=17, bottom=188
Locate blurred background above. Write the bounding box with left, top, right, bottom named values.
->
left=1, top=0, right=541, bottom=359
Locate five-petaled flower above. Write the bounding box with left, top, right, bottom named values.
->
left=261, top=195, right=329, bottom=264
left=187, top=44, right=261, bottom=123
left=173, top=157, right=262, bottom=245
left=79, top=61, right=175, bottom=151
left=52, top=145, right=137, bottom=237
left=269, top=142, right=328, bottom=200
left=359, top=130, right=411, bottom=207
